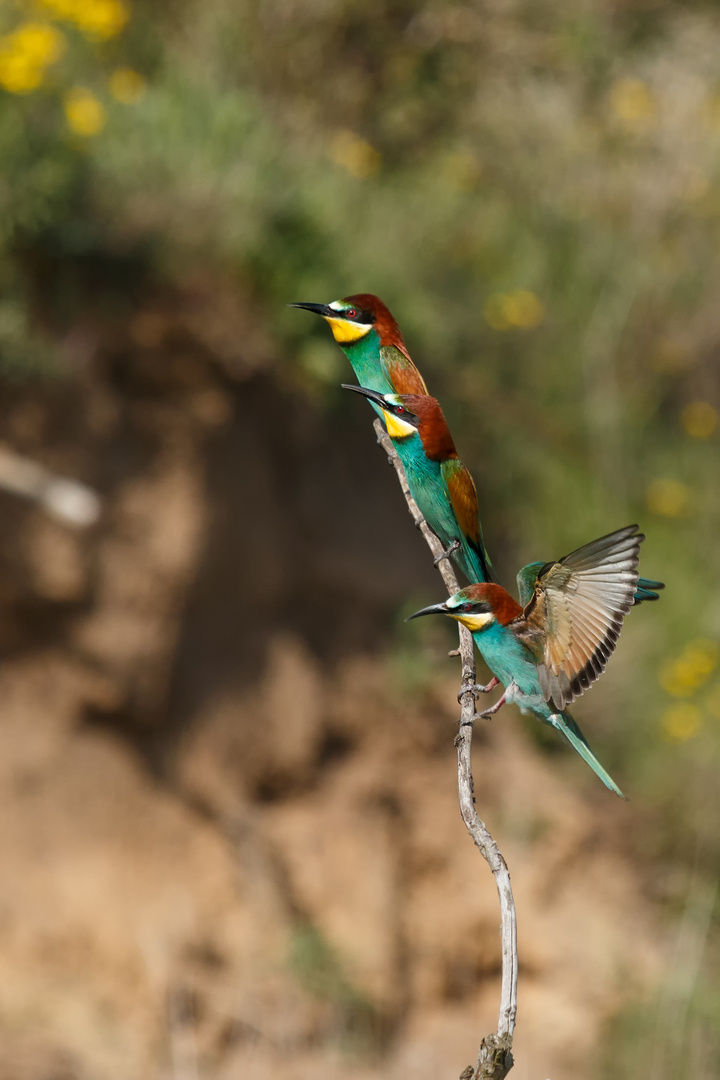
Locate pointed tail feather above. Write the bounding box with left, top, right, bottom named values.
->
left=633, top=577, right=665, bottom=604
left=549, top=712, right=626, bottom=799
left=458, top=537, right=496, bottom=585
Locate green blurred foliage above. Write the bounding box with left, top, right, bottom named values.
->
left=1, top=0, right=720, bottom=1072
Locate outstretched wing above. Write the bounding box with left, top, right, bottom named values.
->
left=523, top=525, right=643, bottom=711
left=519, top=563, right=664, bottom=608
left=441, top=458, right=495, bottom=583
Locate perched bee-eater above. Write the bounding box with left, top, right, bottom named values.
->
left=290, top=295, right=428, bottom=406
left=409, top=525, right=649, bottom=798
left=343, top=385, right=495, bottom=585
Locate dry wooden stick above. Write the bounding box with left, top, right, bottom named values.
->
left=374, top=419, right=517, bottom=1080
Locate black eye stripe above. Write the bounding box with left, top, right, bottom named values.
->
left=343, top=307, right=376, bottom=324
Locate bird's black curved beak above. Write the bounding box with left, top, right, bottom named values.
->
left=406, top=601, right=449, bottom=622
left=288, top=302, right=335, bottom=318
left=341, top=384, right=387, bottom=408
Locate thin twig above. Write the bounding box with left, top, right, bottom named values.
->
left=374, top=419, right=517, bottom=1080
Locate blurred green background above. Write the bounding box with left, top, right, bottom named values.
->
left=1, top=1, right=719, bottom=1078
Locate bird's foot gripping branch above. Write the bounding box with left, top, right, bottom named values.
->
left=474, top=689, right=509, bottom=721
left=433, top=538, right=461, bottom=566
left=457, top=677, right=500, bottom=704
left=373, top=419, right=517, bottom=1080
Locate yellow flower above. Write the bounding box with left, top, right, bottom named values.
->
left=0, top=53, right=43, bottom=95
left=38, top=0, right=129, bottom=40
left=64, top=87, right=105, bottom=135
left=687, top=639, right=719, bottom=673
left=682, top=401, right=717, bottom=440
left=329, top=131, right=381, bottom=179
left=484, top=291, right=544, bottom=331
left=109, top=67, right=145, bottom=104
left=646, top=478, right=689, bottom=518
left=660, top=639, right=719, bottom=697
left=661, top=702, right=701, bottom=743
left=610, top=78, right=656, bottom=132
left=503, top=291, right=544, bottom=328
left=0, top=22, right=65, bottom=95
left=76, top=0, right=128, bottom=39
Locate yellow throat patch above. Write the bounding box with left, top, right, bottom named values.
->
left=383, top=409, right=416, bottom=439
left=324, top=316, right=372, bottom=344
left=449, top=611, right=494, bottom=632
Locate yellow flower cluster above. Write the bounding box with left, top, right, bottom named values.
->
left=610, top=78, right=656, bottom=133
left=330, top=131, right=381, bottom=179
left=484, top=290, right=544, bottom=331
left=662, top=702, right=701, bottom=743
left=646, top=477, right=689, bottom=518
left=0, top=22, right=64, bottom=94
left=682, top=401, right=717, bottom=439
left=660, top=639, right=718, bottom=699
left=37, top=0, right=129, bottom=40
left=0, top=1, right=144, bottom=134
left=660, top=639, right=720, bottom=743
left=109, top=66, right=145, bottom=104
left=64, top=86, right=105, bottom=135
left=0, top=0, right=133, bottom=98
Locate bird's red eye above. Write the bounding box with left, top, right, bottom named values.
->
left=346, top=308, right=357, bottom=318
left=396, top=406, right=405, bottom=414
left=461, top=603, right=472, bottom=612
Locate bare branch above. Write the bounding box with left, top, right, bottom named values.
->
left=0, top=446, right=101, bottom=527
left=374, top=419, right=517, bottom=1080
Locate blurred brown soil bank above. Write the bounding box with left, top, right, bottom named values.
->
left=0, top=344, right=660, bottom=1080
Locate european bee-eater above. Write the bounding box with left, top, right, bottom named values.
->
left=409, top=525, right=649, bottom=798
left=290, top=295, right=428, bottom=409
left=343, top=385, right=495, bottom=585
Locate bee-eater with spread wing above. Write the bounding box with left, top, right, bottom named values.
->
left=290, top=295, right=428, bottom=409
left=343, top=385, right=495, bottom=585
left=409, top=525, right=649, bottom=797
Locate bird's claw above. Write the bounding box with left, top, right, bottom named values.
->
left=457, top=676, right=499, bottom=703
left=433, top=539, right=461, bottom=566
left=474, top=690, right=508, bottom=720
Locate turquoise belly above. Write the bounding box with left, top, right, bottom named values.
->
left=394, top=438, right=457, bottom=549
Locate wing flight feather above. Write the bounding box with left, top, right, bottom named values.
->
left=524, top=525, right=643, bottom=710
